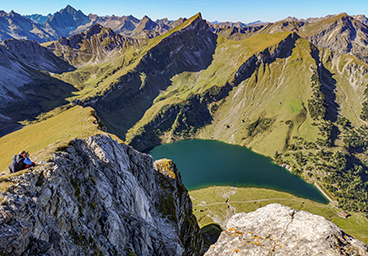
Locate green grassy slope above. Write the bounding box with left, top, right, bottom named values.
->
left=198, top=36, right=319, bottom=156
left=215, top=14, right=348, bottom=41
left=198, top=39, right=368, bottom=156
left=43, top=13, right=217, bottom=142
left=216, top=14, right=368, bottom=64
left=125, top=32, right=297, bottom=150
left=0, top=106, right=121, bottom=174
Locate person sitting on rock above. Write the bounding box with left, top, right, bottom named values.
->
left=8, top=151, right=35, bottom=173
left=23, top=152, right=35, bottom=168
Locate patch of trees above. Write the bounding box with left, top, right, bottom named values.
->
left=307, top=70, right=326, bottom=120
left=342, top=125, right=368, bottom=150
left=316, top=121, right=333, bottom=147
left=273, top=117, right=368, bottom=213
left=360, top=87, right=368, bottom=120
left=246, top=117, right=274, bottom=137
left=337, top=116, right=351, bottom=130
left=293, top=151, right=307, bottom=166
left=326, top=163, right=368, bottom=212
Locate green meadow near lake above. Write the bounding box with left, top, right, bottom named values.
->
left=148, top=139, right=328, bottom=203
left=149, top=139, right=368, bottom=243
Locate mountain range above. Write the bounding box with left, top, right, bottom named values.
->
left=0, top=5, right=187, bottom=42
left=1, top=5, right=368, bottom=248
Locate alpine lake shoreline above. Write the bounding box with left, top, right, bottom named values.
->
left=148, top=138, right=368, bottom=244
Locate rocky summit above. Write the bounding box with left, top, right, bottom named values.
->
left=0, top=134, right=204, bottom=255
left=205, top=204, right=368, bottom=256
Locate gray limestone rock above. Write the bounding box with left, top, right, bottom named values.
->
left=204, top=203, right=368, bottom=256
left=0, top=134, right=204, bottom=255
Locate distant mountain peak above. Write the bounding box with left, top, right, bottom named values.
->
left=8, top=10, right=18, bottom=17
left=134, top=15, right=157, bottom=32
left=283, top=16, right=299, bottom=22
left=142, top=15, right=152, bottom=21
left=46, top=4, right=90, bottom=31
left=247, top=20, right=265, bottom=26
left=85, top=23, right=105, bottom=38
left=58, top=4, right=86, bottom=17
left=336, top=12, right=348, bottom=16
left=63, top=5, right=76, bottom=12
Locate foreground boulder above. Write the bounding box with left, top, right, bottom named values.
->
left=205, top=203, right=368, bottom=256
left=0, top=134, right=204, bottom=255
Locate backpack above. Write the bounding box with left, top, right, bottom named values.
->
left=8, top=155, right=17, bottom=173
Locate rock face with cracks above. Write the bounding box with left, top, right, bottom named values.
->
left=0, top=134, right=205, bottom=255
left=205, top=203, right=368, bottom=256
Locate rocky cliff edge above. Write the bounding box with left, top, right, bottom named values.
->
left=0, top=134, right=205, bottom=255
left=204, top=203, right=368, bottom=256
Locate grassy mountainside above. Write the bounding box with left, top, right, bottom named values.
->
left=126, top=32, right=299, bottom=150
left=51, top=13, right=206, bottom=97
left=56, top=13, right=218, bottom=140
left=125, top=32, right=319, bottom=153
left=0, top=106, right=120, bottom=174
left=214, top=14, right=368, bottom=64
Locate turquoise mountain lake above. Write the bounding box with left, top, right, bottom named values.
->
left=148, top=139, right=328, bottom=204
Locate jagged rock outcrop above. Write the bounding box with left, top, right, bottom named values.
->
left=306, top=15, right=368, bottom=61
left=0, top=134, right=205, bottom=255
left=205, top=204, right=368, bottom=256
left=87, top=14, right=140, bottom=35
left=47, top=24, right=141, bottom=66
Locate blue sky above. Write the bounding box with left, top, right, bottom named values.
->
left=0, top=0, right=367, bottom=23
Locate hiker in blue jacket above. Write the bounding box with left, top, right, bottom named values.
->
left=8, top=151, right=35, bottom=173
left=23, top=152, right=35, bottom=168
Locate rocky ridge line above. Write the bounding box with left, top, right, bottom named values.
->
left=0, top=134, right=205, bottom=255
